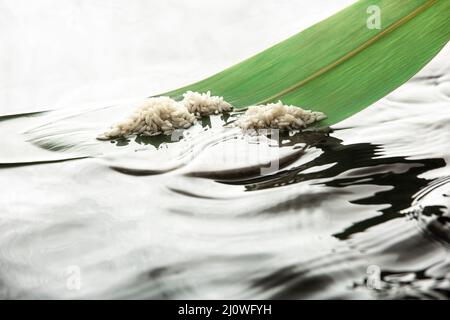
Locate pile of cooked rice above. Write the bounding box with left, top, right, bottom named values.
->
left=98, top=92, right=326, bottom=140
left=236, top=101, right=327, bottom=131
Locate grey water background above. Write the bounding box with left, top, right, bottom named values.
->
left=1, top=0, right=450, bottom=299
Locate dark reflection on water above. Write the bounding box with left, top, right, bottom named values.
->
left=220, top=132, right=446, bottom=240
left=111, top=127, right=449, bottom=300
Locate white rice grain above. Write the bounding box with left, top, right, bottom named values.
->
left=236, top=101, right=326, bottom=131
left=98, top=97, right=196, bottom=140
left=182, top=91, right=232, bottom=117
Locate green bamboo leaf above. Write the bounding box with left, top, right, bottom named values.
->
left=161, top=0, right=450, bottom=126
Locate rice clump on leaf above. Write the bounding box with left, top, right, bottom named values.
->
left=98, top=97, right=196, bottom=140
left=182, top=91, right=232, bottom=117
left=236, top=101, right=326, bottom=131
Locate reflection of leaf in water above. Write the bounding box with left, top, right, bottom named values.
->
left=200, top=116, right=212, bottom=129
left=113, top=138, right=131, bottom=147
left=220, top=112, right=231, bottom=124
left=134, top=135, right=172, bottom=149
left=218, top=133, right=446, bottom=239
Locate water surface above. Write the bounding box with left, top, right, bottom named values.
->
left=0, top=44, right=449, bottom=299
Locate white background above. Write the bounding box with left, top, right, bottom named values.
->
left=0, top=0, right=354, bottom=114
